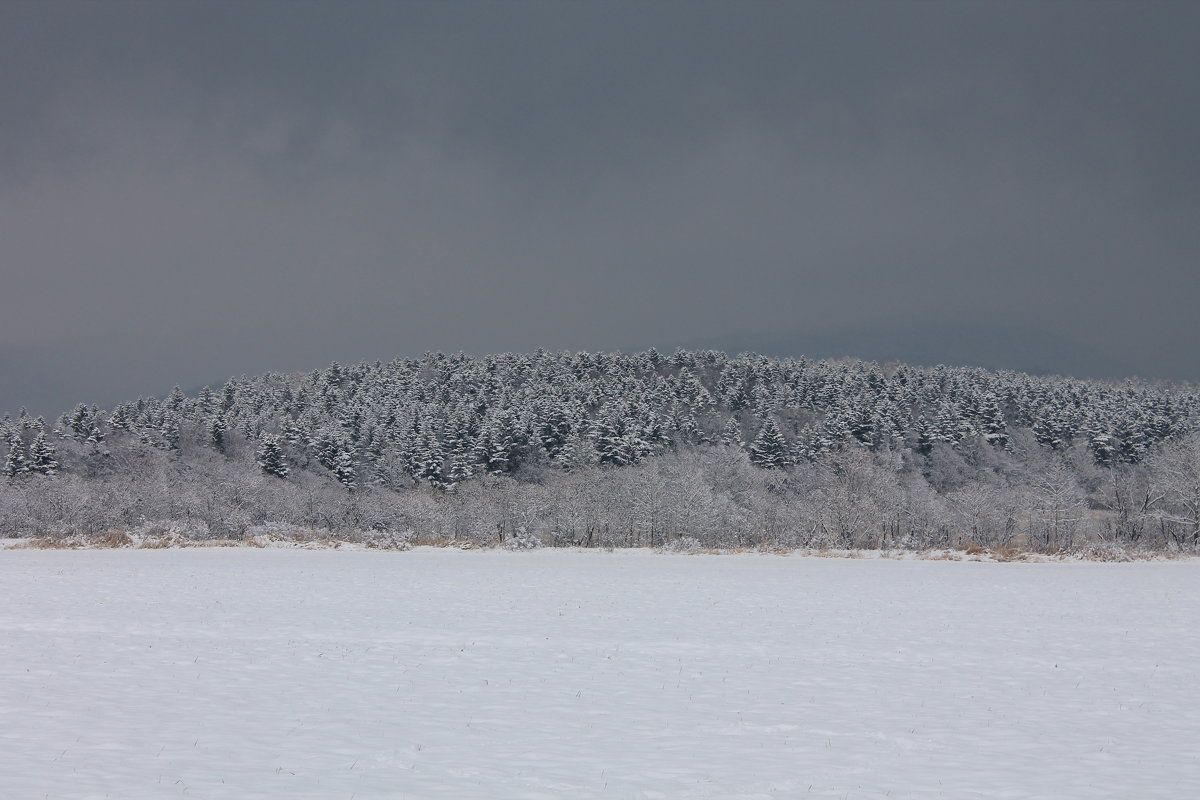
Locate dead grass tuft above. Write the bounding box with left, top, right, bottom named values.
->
left=16, top=537, right=78, bottom=550
left=95, top=530, right=134, bottom=548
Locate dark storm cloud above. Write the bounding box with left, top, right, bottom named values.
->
left=1, top=0, right=1198, bottom=416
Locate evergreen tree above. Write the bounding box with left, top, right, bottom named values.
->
left=209, top=416, right=227, bottom=453
left=160, top=412, right=181, bottom=452
left=66, top=404, right=92, bottom=440
left=256, top=435, right=290, bottom=478
left=3, top=432, right=28, bottom=478
left=413, top=422, right=446, bottom=488
left=749, top=418, right=789, bottom=469
left=28, top=433, right=59, bottom=476
left=333, top=443, right=358, bottom=491
left=977, top=394, right=1009, bottom=449
left=720, top=417, right=743, bottom=448
left=913, top=416, right=935, bottom=456
left=447, top=447, right=475, bottom=484
left=556, top=425, right=596, bottom=471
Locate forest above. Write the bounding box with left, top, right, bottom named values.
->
left=3, top=349, right=1199, bottom=554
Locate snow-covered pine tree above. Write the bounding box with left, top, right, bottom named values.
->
left=28, top=433, right=59, bottom=476
left=749, top=418, right=789, bottom=469
left=720, top=417, right=743, bottom=448
left=3, top=431, right=29, bottom=478
left=160, top=412, right=181, bottom=452
left=976, top=393, right=1009, bottom=449
left=256, top=434, right=290, bottom=478
left=209, top=415, right=227, bottom=453
left=556, top=424, right=595, bottom=471
left=333, top=439, right=359, bottom=491
left=413, top=422, right=446, bottom=488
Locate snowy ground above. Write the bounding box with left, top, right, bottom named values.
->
left=1, top=549, right=1197, bottom=799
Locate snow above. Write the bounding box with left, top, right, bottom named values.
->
left=1, top=549, right=1197, bottom=799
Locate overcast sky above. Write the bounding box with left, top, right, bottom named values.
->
left=2, top=0, right=1198, bottom=416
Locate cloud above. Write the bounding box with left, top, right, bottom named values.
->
left=1, top=1, right=1197, bottom=415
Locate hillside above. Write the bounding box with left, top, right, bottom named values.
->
left=3, top=349, right=1199, bottom=552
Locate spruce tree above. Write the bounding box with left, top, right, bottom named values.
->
left=209, top=416, right=227, bottom=453
left=720, top=418, right=743, bottom=448
left=3, top=432, right=28, bottom=478
left=749, top=418, right=788, bottom=469
left=413, top=423, right=445, bottom=488
left=333, top=440, right=359, bottom=491
left=256, top=435, right=290, bottom=478
left=977, top=394, right=1009, bottom=448
left=28, top=433, right=58, bottom=476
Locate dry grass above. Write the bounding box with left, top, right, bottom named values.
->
left=136, top=536, right=180, bottom=549
left=95, top=530, right=134, bottom=548
left=807, top=548, right=863, bottom=559
left=15, top=537, right=78, bottom=550
left=18, top=531, right=132, bottom=549
left=989, top=546, right=1026, bottom=562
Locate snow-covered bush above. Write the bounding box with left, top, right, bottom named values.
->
left=504, top=526, right=543, bottom=550
left=661, top=536, right=702, bottom=553
left=244, top=522, right=317, bottom=543
left=133, top=518, right=211, bottom=540
left=358, top=529, right=413, bottom=550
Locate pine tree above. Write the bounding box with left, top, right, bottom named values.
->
left=86, top=424, right=105, bottom=446
left=66, top=404, right=92, bottom=440
left=310, top=428, right=340, bottom=470
left=413, top=423, right=446, bottom=488
left=749, top=418, right=788, bottom=469
left=913, top=416, right=935, bottom=456
left=556, top=425, right=596, bottom=471
left=160, top=412, right=181, bottom=452
left=108, top=405, right=130, bottom=431
left=448, top=447, right=475, bottom=484
left=474, top=412, right=518, bottom=475
left=333, top=440, right=359, bottom=491
left=3, top=432, right=28, bottom=478
left=977, top=393, right=1009, bottom=449
left=209, top=416, right=227, bottom=453
left=720, top=417, right=743, bottom=448
left=256, top=435, right=290, bottom=478
left=28, top=433, right=59, bottom=476
left=594, top=415, right=638, bottom=466
left=932, top=400, right=970, bottom=444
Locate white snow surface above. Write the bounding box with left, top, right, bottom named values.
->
left=1, top=549, right=1197, bottom=799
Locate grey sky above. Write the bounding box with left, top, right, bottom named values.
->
left=2, top=0, right=1198, bottom=416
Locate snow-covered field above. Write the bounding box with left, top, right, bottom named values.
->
left=1, top=549, right=1197, bottom=799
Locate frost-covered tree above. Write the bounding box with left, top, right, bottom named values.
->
left=256, top=435, right=289, bottom=478
left=2, top=347, right=1197, bottom=550
left=1152, top=434, right=1200, bottom=547
left=3, top=431, right=28, bottom=478
left=209, top=415, right=228, bottom=453
left=28, top=433, right=59, bottom=476
left=720, top=418, right=742, bottom=448
left=749, top=418, right=788, bottom=469
left=333, top=444, right=358, bottom=491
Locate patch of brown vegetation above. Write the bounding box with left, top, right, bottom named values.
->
left=95, top=530, right=133, bottom=548
left=990, top=546, right=1025, bottom=562
left=16, top=537, right=77, bottom=550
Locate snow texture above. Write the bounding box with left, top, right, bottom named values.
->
left=1, top=549, right=1197, bottom=799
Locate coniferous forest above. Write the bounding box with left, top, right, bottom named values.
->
left=3, top=349, right=1199, bottom=553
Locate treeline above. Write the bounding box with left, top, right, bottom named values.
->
left=2, top=349, right=1199, bottom=552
